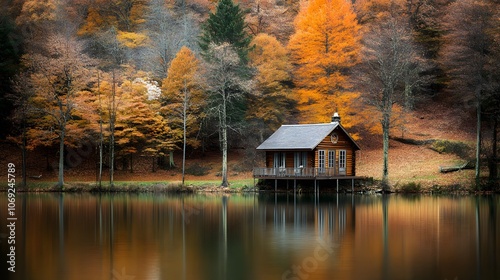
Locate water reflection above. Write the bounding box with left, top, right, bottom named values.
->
left=0, top=193, right=499, bottom=280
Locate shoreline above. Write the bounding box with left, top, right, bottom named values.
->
left=0, top=180, right=497, bottom=195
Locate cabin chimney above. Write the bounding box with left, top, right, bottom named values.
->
left=331, top=112, right=341, bottom=124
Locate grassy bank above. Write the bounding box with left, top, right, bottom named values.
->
left=1, top=179, right=257, bottom=193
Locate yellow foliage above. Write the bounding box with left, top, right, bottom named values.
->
left=162, top=47, right=201, bottom=97
left=249, top=33, right=291, bottom=94
left=117, top=31, right=149, bottom=48
left=78, top=8, right=107, bottom=36
left=16, top=0, right=57, bottom=26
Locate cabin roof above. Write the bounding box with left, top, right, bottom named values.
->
left=256, top=122, right=360, bottom=151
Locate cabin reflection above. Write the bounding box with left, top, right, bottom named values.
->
left=257, top=194, right=355, bottom=238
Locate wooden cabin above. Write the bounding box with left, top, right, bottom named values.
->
left=253, top=113, right=360, bottom=184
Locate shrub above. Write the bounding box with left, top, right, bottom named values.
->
left=430, top=140, right=471, bottom=159
left=185, top=163, right=211, bottom=176
left=399, top=182, right=421, bottom=193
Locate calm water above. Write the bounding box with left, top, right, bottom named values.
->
left=1, top=192, right=499, bottom=280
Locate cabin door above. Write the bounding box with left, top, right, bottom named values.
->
left=328, top=150, right=336, bottom=175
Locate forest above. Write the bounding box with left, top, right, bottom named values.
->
left=0, top=0, right=499, bottom=189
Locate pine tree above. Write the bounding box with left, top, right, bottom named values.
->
left=199, top=0, right=252, bottom=64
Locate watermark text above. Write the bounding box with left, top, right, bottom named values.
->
left=6, top=163, right=16, bottom=273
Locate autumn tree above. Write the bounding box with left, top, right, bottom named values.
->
left=288, top=0, right=361, bottom=127
left=358, top=15, right=428, bottom=189
left=199, top=0, right=253, bottom=64
left=162, top=46, right=204, bottom=185
left=202, top=43, right=252, bottom=187
left=21, top=32, right=94, bottom=188
left=440, top=0, right=499, bottom=187
left=247, top=33, right=295, bottom=143
left=114, top=78, right=173, bottom=173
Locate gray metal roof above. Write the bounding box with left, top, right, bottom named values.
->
left=256, top=123, right=339, bottom=150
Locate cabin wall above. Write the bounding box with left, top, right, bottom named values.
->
left=314, top=128, right=356, bottom=176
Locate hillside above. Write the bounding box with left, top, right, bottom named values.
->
left=0, top=96, right=478, bottom=190
left=356, top=95, right=478, bottom=187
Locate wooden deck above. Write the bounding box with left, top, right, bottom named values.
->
left=253, top=167, right=361, bottom=180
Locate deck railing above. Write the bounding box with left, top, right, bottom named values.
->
left=253, top=167, right=346, bottom=178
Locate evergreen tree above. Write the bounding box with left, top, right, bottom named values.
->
left=199, top=0, right=252, bottom=64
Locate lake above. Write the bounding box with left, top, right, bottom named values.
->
left=1, top=192, right=499, bottom=280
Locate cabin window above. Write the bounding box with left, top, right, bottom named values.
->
left=318, top=150, right=325, bottom=173
left=294, top=152, right=307, bottom=168
left=328, top=150, right=335, bottom=168
left=274, top=152, right=286, bottom=169
left=339, top=150, right=346, bottom=173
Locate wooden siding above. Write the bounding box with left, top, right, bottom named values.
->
left=314, top=127, right=356, bottom=176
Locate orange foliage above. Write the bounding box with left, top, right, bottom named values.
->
left=288, top=0, right=361, bottom=128
left=161, top=46, right=205, bottom=149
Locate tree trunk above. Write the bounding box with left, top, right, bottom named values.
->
left=57, top=125, right=65, bottom=189
left=21, top=118, right=27, bottom=188
left=221, top=91, right=229, bottom=188
left=182, top=86, right=188, bottom=187
left=381, top=113, right=390, bottom=190
left=169, top=151, right=175, bottom=167
left=109, top=130, right=114, bottom=188
left=109, top=70, right=116, bottom=189
left=381, top=86, right=393, bottom=192
left=489, top=118, right=498, bottom=186
left=475, top=99, right=482, bottom=188
left=98, top=72, right=103, bottom=190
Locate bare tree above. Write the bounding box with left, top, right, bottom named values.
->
left=201, top=43, right=252, bottom=187
left=440, top=0, right=498, bottom=187
left=140, top=0, right=199, bottom=79
left=358, top=15, right=428, bottom=190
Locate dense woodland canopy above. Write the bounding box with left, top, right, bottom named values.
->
left=0, top=0, right=499, bottom=188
